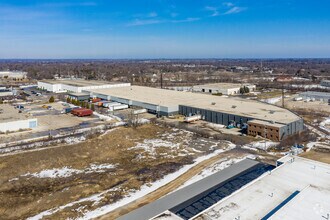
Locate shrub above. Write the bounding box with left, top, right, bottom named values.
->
left=49, top=96, right=55, bottom=103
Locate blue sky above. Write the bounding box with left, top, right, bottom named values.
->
left=0, top=0, right=330, bottom=59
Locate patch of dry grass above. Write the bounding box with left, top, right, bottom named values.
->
left=0, top=124, right=230, bottom=219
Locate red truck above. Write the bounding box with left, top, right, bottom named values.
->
left=71, top=108, right=93, bottom=117
left=91, top=98, right=101, bottom=103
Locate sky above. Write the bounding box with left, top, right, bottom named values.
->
left=0, top=0, right=330, bottom=59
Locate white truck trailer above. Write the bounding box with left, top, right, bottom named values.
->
left=184, top=115, right=202, bottom=123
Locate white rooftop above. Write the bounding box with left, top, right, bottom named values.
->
left=88, top=86, right=300, bottom=124
left=192, top=156, right=330, bottom=220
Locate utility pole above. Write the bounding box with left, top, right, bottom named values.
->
left=160, top=72, right=163, bottom=89
left=282, top=84, right=285, bottom=108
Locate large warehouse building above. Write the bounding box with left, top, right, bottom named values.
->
left=87, top=86, right=303, bottom=141
left=299, top=91, right=330, bottom=103
left=37, top=79, right=130, bottom=93
left=0, top=71, right=27, bottom=79
left=192, top=83, right=256, bottom=95
left=132, top=156, right=329, bottom=220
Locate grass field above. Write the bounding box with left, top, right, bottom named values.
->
left=300, top=150, right=330, bottom=164
left=0, top=124, right=233, bottom=219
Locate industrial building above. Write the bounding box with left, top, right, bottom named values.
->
left=0, top=71, right=27, bottom=79
left=88, top=86, right=303, bottom=141
left=0, top=88, right=14, bottom=97
left=67, top=92, right=91, bottom=101
left=0, top=105, right=37, bottom=132
left=320, top=79, right=330, bottom=87
left=119, top=159, right=272, bottom=220
left=299, top=91, right=330, bottom=103
left=120, top=156, right=330, bottom=220
left=192, top=83, right=256, bottom=95
left=192, top=156, right=330, bottom=220
left=37, top=79, right=130, bottom=93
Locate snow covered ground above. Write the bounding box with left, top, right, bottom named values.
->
left=260, top=96, right=282, bottom=104
left=129, top=139, right=180, bottom=155
left=242, top=141, right=278, bottom=151
left=93, top=112, right=117, bottom=121
left=19, top=163, right=117, bottom=179
left=319, top=117, right=330, bottom=133
left=75, top=145, right=236, bottom=220
left=28, top=143, right=236, bottom=220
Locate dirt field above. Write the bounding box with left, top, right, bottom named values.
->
left=300, top=150, right=330, bottom=164
left=0, top=124, right=234, bottom=219
left=282, top=98, right=330, bottom=114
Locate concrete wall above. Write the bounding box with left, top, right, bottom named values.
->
left=0, top=118, right=38, bottom=132
left=279, top=119, right=304, bottom=139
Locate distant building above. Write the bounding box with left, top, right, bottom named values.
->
left=320, top=79, right=330, bottom=87
left=0, top=105, right=37, bottom=132
left=0, top=89, right=14, bottom=97
left=67, top=92, right=91, bottom=101
left=299, top=91, right=330, bottom=103
left=192, top=83, right=256, bottom=95
left=37, top=79, right=130, bottom=93
left=274, top=75, right=293, bottom=82
left=0, top=71, right=27, bottom=79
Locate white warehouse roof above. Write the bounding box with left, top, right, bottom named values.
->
left=88, top=86, right=300, bottom=124
left=193, top=156, right=330, bottom=220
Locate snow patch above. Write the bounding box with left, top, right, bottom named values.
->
left=243, top=141, right=278, bottom=151
left=20, top=163, right=116, bottom=179
left=129, top=139, right=180, bottom=155
left=260, top=97, right=281, bottom=104
left=70, top=144, right=236, bottom=219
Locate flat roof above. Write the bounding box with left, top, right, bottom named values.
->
left=193, top=156, right=330, bottom=220
left=40, top=79, right=123, bottom=87
left=0, top=104, right=33, bottom=123
left=88, top=86, right=300, bottom=124
left=300, top=91, right=330, bottom=98
left=118, top=159, right=259, bottom=220
left=193, top=83, right=255, bottom=90
left=68, top=92, right=91, bottom=97
left=248, top=119, right=286, bottom=128
left=193, top=83, right=242, bottom=89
